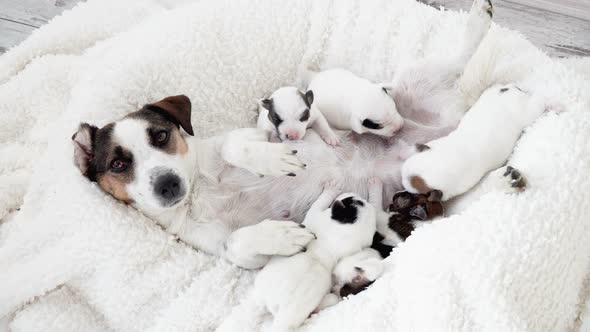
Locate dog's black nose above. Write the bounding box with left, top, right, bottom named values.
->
left=154, top=173, right=185, bottom=206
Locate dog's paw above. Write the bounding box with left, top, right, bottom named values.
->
left=472, top=0, right=493, bottom=18
left=502, top=166, right=527, bottom=192
left=223, top=138, right=306, bottom=177
left=321, top=132, right=340, bottom=147
left=252, top=220, right=316, bottom=256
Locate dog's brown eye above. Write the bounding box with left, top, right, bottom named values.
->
left=154, top=130, right=169, bottom=146
left=110, top=159, right=128, bottom=173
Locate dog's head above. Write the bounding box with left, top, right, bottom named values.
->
left=350, top=84, right=404, bottom=137
left=259, top=87, right=314, bottom=141
left=72, top=95, right=196, bottom=218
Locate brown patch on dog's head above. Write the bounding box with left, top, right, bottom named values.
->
left=71, top=95, right=194, bottom=204
left=127, top=95, right=193, bottom=155
left=409, top=175, right=431, bottom=194
left=98, top=173, right=133, bottom=204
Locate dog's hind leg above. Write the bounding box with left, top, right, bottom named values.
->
left=459, top=0, right=493, bottom=65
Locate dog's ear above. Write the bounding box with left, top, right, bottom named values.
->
left=151, top=95, right=194, bottom=136
left=72, top=123, right=97, bottom=176
left=260, top=98, right=273, bottom=111
left=390, top=191, right=414, bottom=212
left=304, top=90, right=314, bottom=106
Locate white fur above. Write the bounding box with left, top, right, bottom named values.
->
left=2, top=0, right=590, bottom=331
left=252, top=189, right=376, bottom=331
left=305, top=68, right=404, bottom=136
left=257, top=87, right=339, bottom=145
left=402, top=84, right=544, bottom=200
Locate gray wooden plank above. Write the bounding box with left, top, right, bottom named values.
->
left=513, top=0, right=590, bottom=21
left=0, top=0, right=81, bottom=27
left=0, top=18, right=36, bottom=54
left=422, top=0, right=590, bottom=57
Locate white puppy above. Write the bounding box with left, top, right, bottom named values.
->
left=304, top=68, right=404, bottom=137
left=253, top=184, right=376, bottom=331
left=402, top=84, right=543, bottom=200
left=257, top=87, right=340, bottom=145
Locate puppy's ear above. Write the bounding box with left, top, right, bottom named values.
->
left=427, top=190, right=443, bottom=202
left=304, top=90, right=314, bottom=106
left=408, top=205, right=428, bottom=220
left=331, top=199, right=358, bottom=224
left=390, top=191, right=414, bottom=212
left=72, top=123, right=97, bottom=177
left=380, top=83, right=394, bottom=93
left=260, top=98, right=273, bottom=110
left=151, top=95, right=194, bottom=136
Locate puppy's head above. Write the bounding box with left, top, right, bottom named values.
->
left=72, top=95, right=196, bottom=218
left=259, top=86, right=313, bottom=141
left=389, top=190, right=444, bottom=220
left=321, top=193, right=376, bottom=252
left=350, top=84, right=403, bottom=137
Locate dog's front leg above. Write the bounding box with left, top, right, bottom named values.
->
left=223, top=220, right=315, bottom=269
left=221, top=128, right=306, bottom=177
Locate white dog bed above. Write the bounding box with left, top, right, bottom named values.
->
left=1, top=0, right=590, bottom=331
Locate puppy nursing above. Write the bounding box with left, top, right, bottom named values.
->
left=402, top=84, right=541, bottom=200
left=253, top=183, right=377, bottom=331
left=257, top=87, right=340, bottom=145
left=305, top=69, right=404, bottom=136
left=257, top=68, right=404, bottom=145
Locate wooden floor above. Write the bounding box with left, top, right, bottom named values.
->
left=0, top=0, right=589, bottom=57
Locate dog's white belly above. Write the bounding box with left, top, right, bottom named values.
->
left=195, top=132, right=405, bottom=230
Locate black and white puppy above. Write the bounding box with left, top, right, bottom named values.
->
left=257, top=87, right=339, bottom=145
left=303, top=68, right=404, bottom=137
left=253, top=181, right=376, bottom=331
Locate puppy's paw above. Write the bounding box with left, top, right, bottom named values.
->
left=253, top=220, right=316, bottom=256
left=502, top=166, right=527, bottom=192
left=368, top=177, right=383, bottom=188
left=321, top=132, right=340, bottom=147
left=322, top=179, right=342, bottom=193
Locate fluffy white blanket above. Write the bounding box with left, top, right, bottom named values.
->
left=1, top=0, right=589, bottom=331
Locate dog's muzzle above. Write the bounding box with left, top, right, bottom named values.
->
left=153, top=172, right=186, bottom=207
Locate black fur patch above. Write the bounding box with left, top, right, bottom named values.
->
left=361, top=119, right=383, bottom=130
left=261, top=98, right=283, bottom=128
left=370, top=232, right=394, bottom=258
left=388, top=214, right=415, bottom=241
left=331, top=197, right=363, bottom=224
left=302, top=90, right=314, bottom=107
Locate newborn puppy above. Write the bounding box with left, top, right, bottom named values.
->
left=333, top=189, right=444, bottom=298
left=304, top=68, right=404, bottom=137
left=253, top=184, right=376, bottom=331
left=257, top=86, right=340, bottom=145
left=402, top=84, right=542, bottom=200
